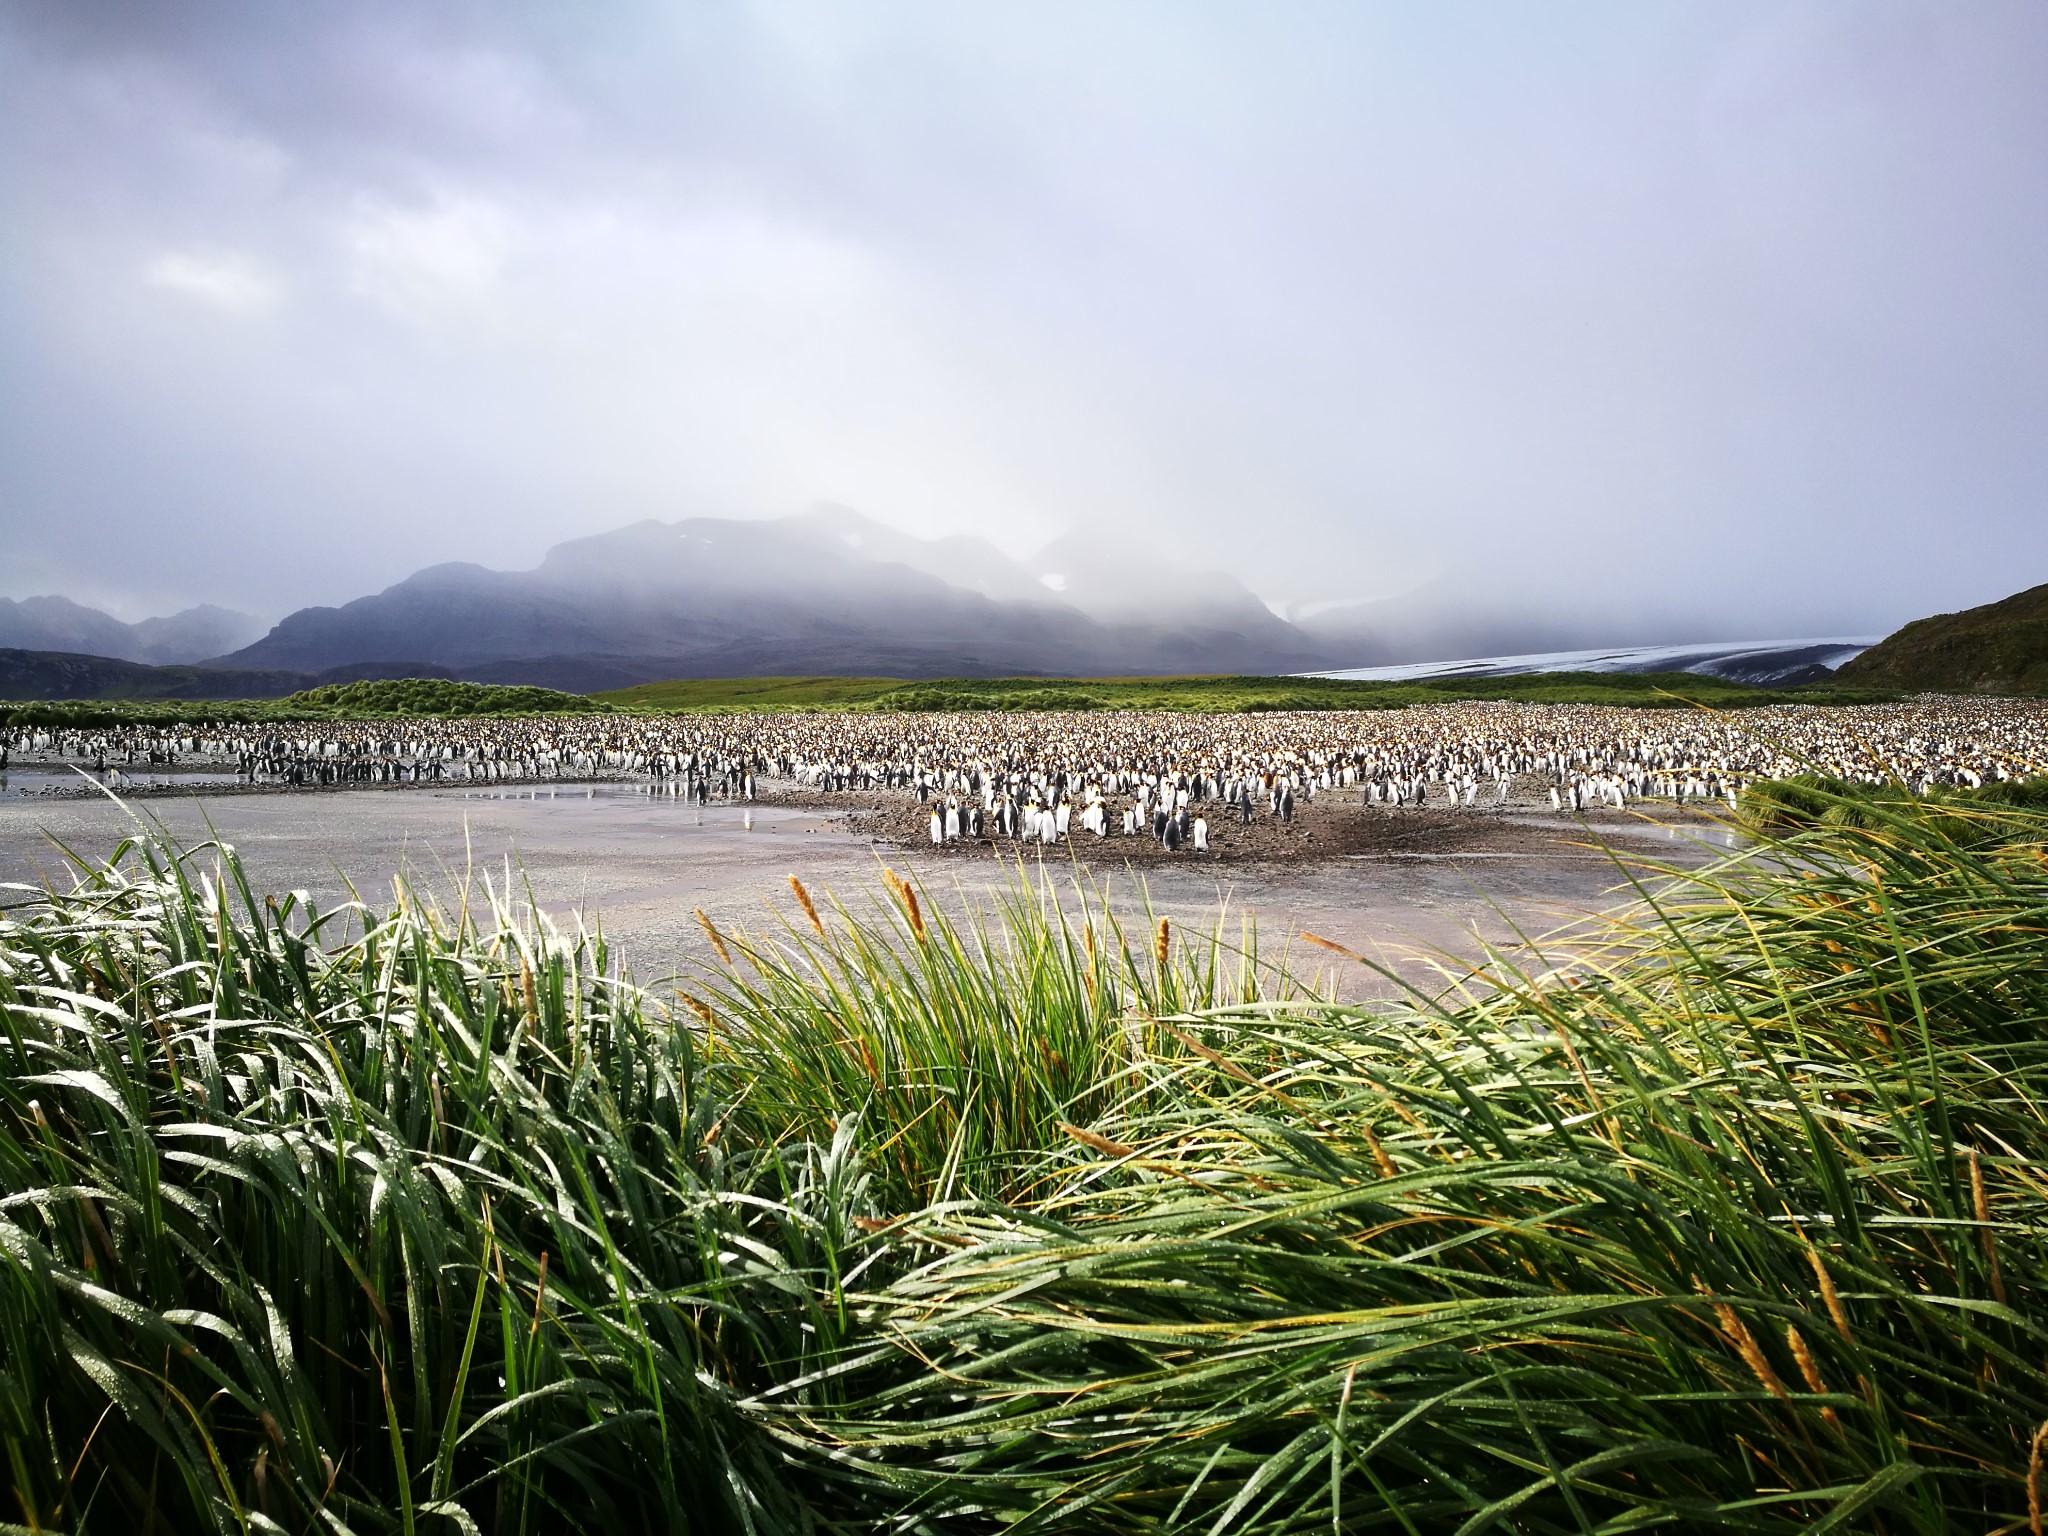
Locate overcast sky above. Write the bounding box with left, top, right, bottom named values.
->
left=3, top=1, right=2044, bottom=637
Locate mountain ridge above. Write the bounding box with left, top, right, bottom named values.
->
left=12, top=514, right=1936, bottom=696
left=214, top=514, right=1344, bottom=683
left=0, top=597, right=267, bottom=665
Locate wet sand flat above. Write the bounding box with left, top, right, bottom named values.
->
left=0, top=783, right=1733, bottom=996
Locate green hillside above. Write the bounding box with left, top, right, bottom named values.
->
left=1836, top=582, right=2048, bottom=694
left=280, top=677, right=607, bottom=716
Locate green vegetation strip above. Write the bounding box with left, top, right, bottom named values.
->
left=2, top=669, right=1903, bottom=725
left=6, top=789, right=2048, bottom=1530
left=282, top=678, right=606, bottom=717
left=0, top=677, right=609, bottom=727
left=596, top=670, right=1903, bottom=714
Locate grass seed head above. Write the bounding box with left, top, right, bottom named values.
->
left=1970, top=1147, right=2008, bottom=1305
left=695, top=907, right=734, bottom=967
left=1806, top=1245, right=1853, bottom=1343
left=1712, top=1302, right=1790, bottom=1399
left=886, top=871, right=926, bottom=942
left=2030, top=1419, right=2048, bottom=1536
left=788, top=874, right=825, bottom=936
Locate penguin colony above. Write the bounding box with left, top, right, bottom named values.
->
left=7, top=697, right=2045, bottom=852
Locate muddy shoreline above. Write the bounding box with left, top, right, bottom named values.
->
left=1, top=761, right=1734, bottom=868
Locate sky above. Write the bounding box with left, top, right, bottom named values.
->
left=2, top=0, right=2045, bottom=639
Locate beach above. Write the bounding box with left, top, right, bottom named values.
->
left=0, top=775, right=1733, bottom=997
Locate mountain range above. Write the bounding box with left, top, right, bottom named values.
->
left=3, top=509, right=1972, bottom=700
left=0, top=597, right=267, bottom=666
left=209, top=509, right=1342, bottom=690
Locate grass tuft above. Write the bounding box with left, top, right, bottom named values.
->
left=0, top=831, right=843, bottom=1532
left=694, top=862, right=1310, bottom=1207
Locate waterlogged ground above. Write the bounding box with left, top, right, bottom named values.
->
left=0, top=766, right=249, bottom=799
left=0, top=780, right=1736, bottom=997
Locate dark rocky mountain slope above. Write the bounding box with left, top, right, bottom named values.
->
left=1834, top=582, right=2048, bottom=694
left=215, top=516, right=1343, bottom=685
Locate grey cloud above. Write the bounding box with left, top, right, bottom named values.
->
left=1, top=0, right=2044, bottom=640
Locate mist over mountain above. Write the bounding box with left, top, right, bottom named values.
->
left=0, top=597, right=266, bottom=665
left=796, top=505, right=1312, bottom=647
left=215, top=513, right=1343, bottom=688
left=6, top=510, right=1899, bottom=696
left=205, top=508, right=1905, bottom=690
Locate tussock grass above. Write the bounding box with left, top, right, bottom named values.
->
left=692, top=865, right=1314, bottom=1205
left=0, top=832, right=851, bottom=1533
left=1742, top=771, right=2048, bottom=836
left=5, top=792, right=2048, bottom=1531
left=771, top=796, right=2048, bottom=1532
left=0, top=678, right=602, bottom=728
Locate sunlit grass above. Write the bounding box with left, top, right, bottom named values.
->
left=0, top=831, right=842, bottom=1532
left=769, top=793, right=2048, bottom=1532
left=692, top=862, right=1316, bottom=1206
left=5, top=788, right=2048, bottom=1531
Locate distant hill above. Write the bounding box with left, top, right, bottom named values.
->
left=0, top=648, right=310, bottom=701
left=127, top=605, right=270, bottom=664
left=213, top=514, right=1342, bottom=685
left=1833, top=583, right=2048, bottom=694
left=0, top=649, right=475, bottom=702
left=0, top=597, right=266, bottom=664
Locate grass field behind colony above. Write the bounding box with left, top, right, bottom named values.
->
left=594, top=669, right=1902, bottom=713
left=0, top=669, right=1905, bottom=727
